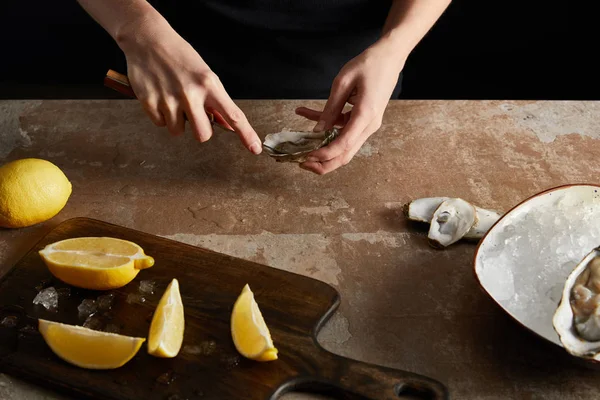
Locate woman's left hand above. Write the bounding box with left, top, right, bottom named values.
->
left=296, top=40, right=406, bottom=175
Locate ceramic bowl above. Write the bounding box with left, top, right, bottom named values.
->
left=474, top=184, right=600, bottom=350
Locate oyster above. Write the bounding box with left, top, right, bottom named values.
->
left=404, top=197, right=502, bottom=248
left=262, top=128, right=340, bottom=163
left=553, top=247, right=600, bottom=360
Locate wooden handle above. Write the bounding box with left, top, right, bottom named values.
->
left=103, top=69, right=234, bottom=132
left=104, top=69, right=136, bottom=98
left=301, top=351, right=449, bottom=400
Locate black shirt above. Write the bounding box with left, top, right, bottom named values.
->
left=153, top=0, right=401, bottom=99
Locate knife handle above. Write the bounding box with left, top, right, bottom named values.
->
left=104, top=69, right=136, bottom=98
left=103, top=69, right=233, bottom=131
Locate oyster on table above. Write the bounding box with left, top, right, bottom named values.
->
left=262, top=128, right=340, bottom=163
left=404, top=197, right=502, bottom=248
left=553, top=247, right=600, bottom=361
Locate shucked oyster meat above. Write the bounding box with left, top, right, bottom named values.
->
left=553, top=247, right=600, bottom=361
left=262, top=128, right=340, bottom=163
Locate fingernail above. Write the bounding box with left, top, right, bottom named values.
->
left=250, top=142, right=262, bottom=155
left=313, top=120, right=326, bottom=132
left=306, top=156, right=319, bottom=162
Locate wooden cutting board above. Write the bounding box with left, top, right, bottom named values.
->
left=0, top=218, right=448, bottom=399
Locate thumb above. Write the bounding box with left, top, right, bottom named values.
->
left=314, top=74, right=355, bottom=132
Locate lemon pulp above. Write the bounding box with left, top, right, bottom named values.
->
left=231, top=284, right=278, bottom=361
left=39, top=237, right=154, bottom=290
left=148, top=278, right=185, bottom=358
left=38, top=319, right=145, bottom=369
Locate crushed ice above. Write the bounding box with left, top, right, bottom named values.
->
left=1, top=316, right=18, bottom=328
left=18, top=325, right=38, bottom=335
left=97, top=293, right=115, bottom=311
left=77, top=299, right=98, bottom=319
left=479, top=190, right=600, bottom=337
left=105, top=323, right=120, bottom=334
left=220, top=354, right=240, bottom=370
left=183, top=341, right=217, bottom=356
left=83, top=315, right=104, bottom=331
left=34, top=279, right=52, bottom=292
left=156, top=371, right=175, bottom=385
left=32, top=287, right=58, bottom=311
left=126, top=293, right=145, bottom=304
left=139, top=280, right=155, bottom=295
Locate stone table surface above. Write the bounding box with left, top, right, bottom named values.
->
left=1, top=99, right=600, bottom=400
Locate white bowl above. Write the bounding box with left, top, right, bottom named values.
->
left=474, top=184, right=600, bottom=348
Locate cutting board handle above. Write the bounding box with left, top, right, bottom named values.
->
left=307, top=350, right=449, bottom=400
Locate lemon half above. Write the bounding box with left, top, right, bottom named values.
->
left=148, top=278, right=185, bottom=358
left=38, top=319, right=145, bottom=369
left=231, top=284, right=278, bottom=361
left=39, top=237, right=154, bottom=290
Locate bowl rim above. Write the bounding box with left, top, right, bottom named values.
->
left=472, top=182, right=600, bottom=356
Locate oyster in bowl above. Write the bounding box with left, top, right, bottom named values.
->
left=474, top=184, right=600, bottom=360
left=553, top=247, right=600, bottom=362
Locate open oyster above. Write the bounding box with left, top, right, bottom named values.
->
left=404, top=197, right=502, bottom=248
left=262, top=128, right=340, bottom=163
left=553, top=247, right=600, bottom=361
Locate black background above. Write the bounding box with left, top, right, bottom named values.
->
left=0, top=1, right=593, bottom=100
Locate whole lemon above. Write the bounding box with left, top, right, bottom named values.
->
left=0, top=158, right=72, bottom=228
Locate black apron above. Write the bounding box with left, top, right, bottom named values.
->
left=153, top=0, right=401, bottom=99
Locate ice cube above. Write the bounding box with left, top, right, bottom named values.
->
left=34, top=279, right=52, bottom=292
left=199, top=340, right=216, bottom=355
left=1, top=316, right=18, bottom=328
left=97, top=293, right=115, bottom=311
left=182, top=345, right=201, bottom=355
left=33, top=287, right=58, bottom=311
left=182, top=341, right=217, bottom=356
left=77, top=299, right=98, bottom=319
left=578, top=235, right=591, bottom=250
left=104, top=324, right=120, bottom=334
left=139, top=280, right=155, bottom=295
left=56, top=288, right=71, bottom=298
left=83, top=315, right=104, bottom=331
left=18, top=325, right=38, bottom=335
left=126, top=293, right=146, bottom=304
left=156, top=371, right=175, bottom=385
left=546, top=283, right=565, bottom=303
left=219, top=354, right=240, bottom=370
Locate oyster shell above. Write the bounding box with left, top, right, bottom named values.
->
left=262, top=128, right=340, bottom=163
left=404, top=197, right=502, bottom=248
left=553, top=247, right=600, bottom=360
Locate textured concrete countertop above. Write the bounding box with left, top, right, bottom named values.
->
left=1, top=99, right=600, bottom=399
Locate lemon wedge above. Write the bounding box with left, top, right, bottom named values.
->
left=231, top=284, right=278, bottom=361
left=39, top=237, right=154, bottom=290
left=148, top=278, right=185, bottom=358
left=38, top=319, right=145, bottom=369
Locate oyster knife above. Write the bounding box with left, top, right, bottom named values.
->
left=103, top=69, right=236, bottom=133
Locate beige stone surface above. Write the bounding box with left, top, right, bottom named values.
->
left=1, top=99, right=600, bottom=399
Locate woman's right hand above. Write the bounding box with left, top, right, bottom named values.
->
left=116, top=15, right=262, bottom=155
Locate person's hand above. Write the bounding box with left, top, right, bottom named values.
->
left=117, top=15, right=262, bottom=155
left=295, top=40, right=405, bottom=174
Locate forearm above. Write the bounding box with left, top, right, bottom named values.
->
left=380, top=0, right=452, bottom=64
left=76, top=0, right=166, bottom=48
